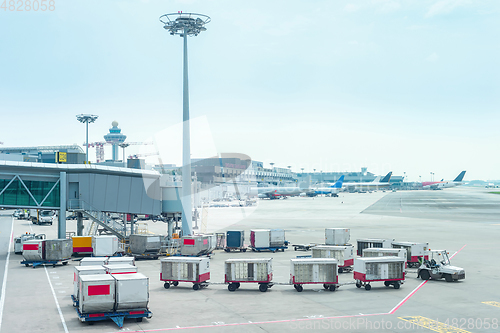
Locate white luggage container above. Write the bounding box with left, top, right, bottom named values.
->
left=311, top=245, right=355, bottom=273
left=354, top=257, right=405, bottom=291
left=250, top=229, right=270, bottom=248
left=80, top=257, right=108, bottom=266
left=22, top=240, right=45, bottom=261
left=290, top=258, right=339, bottom=292
left=325, top=228, right=350, bottom=246
left=78, top=274, right=116, bottom=314
left=362, top=248, right=407, bottom=263
left=106, top=257, right=135, bottom=266
left=270, top=229, right=286, bottom=247
left=225, top=258, right=273, bottom=292
left=113, top=273, right=149, bottom=310
left=391, top=241, right=429, bottom=268
left=356, top=238, right=394, bottom=256
left=160, top=257, right=210, bottom=290
left=73, top=266, right=107, bottom=302
left=103, top=264, right=138, bottom=275
left=92, top=235, right=119, bottom=257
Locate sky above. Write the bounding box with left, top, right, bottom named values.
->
left=0, top=0, right=499, bottom=181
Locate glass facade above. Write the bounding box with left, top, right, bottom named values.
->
left=0, top=178, right=60, bottom=207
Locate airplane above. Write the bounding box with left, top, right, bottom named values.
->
left=342, top=172, right=393, bottom=192
left=422, top=171, right=466, bottom=190
left=255, top=186, right=307, bottom=199
left=307, top=175, right=345, bottom=197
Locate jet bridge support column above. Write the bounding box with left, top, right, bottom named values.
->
left=58, top=172, right=67, bottom=239
left=77, top=212, right=84, bottom=236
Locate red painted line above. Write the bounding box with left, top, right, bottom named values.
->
left=450, top=244, right=466, bottom=259
left=389, top=280, right=428, bottom=314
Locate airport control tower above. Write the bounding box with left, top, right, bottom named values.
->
left=103, top=121, right=127, bottom=161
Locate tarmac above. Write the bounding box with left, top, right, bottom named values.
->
left=0, top=187, right=499, bottom=332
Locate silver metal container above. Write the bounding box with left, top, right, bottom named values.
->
left=160, top=257, right=210, bottom=283
left=73, top=266, right=106, bottom=299
left=79, top=257, right=108, bottom=266
left=45, top=239, right=72, bottom=261
left=129, top=234, right=162, bottom=254
left=22, top=240, right=44, bottom=261
left=290, top=258, right=338, bottom=284
left=270, top=229, right=285, bottom=247
left=106, top=257, right=135, bottom=266
left=103, top=264, right=138, bottom=275
left=79, top=274, right=116, bottom=314
left=325, top=228, right=350, bottom=246
left=224, top=258, right=272, bottom=282
left=180, top=235, right=213, bottom=256
left=113, top=273, right=149, bottom=310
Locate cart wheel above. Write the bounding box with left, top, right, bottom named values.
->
left=228, top=284, right=237, bottom=292
left=445, top=274, right=453, bottom=282
left=420, top=270, right=430, bottom=280
left=295, top=285, right=303, bottom=292
left=338, top=267, right=344, bottom=274
left=259, top=284, right=268, bottom=292
left=394, top=282, right=401, bottom=289
left=294, top=247, right=298, bottom=251
left=251, top=248, right=256, bottom=252
left=272, top=249, right=277, bottom=253
left=234, top=282, right=240, bottom=289
left=136, top=318, right=143, bottom=322
left=53, top=264, right=56, bottom=268
left=365, top=284, right=371, bottom=291
left=193, top=284, right=200, bottom=291
left=356, top=282, right=361, bottom=288
left=329, top=285, right=336, bottom=292
left=242, top=248, right=247, bottom=252
left=164, top=282, right=170, bottom=289
left=384, top=281, right=391, bottom=287
left=224, top=248, right=230, bottom=253
left=323, top=284, right=329, bottom=290
left=25, top=264, right=29, bottom=267
left=172, top=281, right=179, bottom=287
left=62, top=262, right=68, bottom=265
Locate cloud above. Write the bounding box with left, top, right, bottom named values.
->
left=425, top=0, right=471, bottom=18
left=426, top=52, right=439, bottom=62
left=344, top=4, right=361, bottom=12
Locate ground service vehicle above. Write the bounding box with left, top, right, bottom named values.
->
left=30, top=209, right=56, bottom=225
left=417, top=250, right=465, bottom=282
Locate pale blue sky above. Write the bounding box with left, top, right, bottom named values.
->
left=1, top=0, right=499, bottom=180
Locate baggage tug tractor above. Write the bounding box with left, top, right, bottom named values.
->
left=417, top=250, right=465, bottom=282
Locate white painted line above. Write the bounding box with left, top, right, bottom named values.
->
left=0, top=216, right=14, bottom=332
left=44, top=266, right=69, bottom=333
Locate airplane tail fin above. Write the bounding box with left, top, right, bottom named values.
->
left=453, top=171, right=466, bottom=182
left=381, top=172, right=392, bottom=183
left=331, top=175, right=344, bottom=188
left=372, top=176, right=381, bottom=183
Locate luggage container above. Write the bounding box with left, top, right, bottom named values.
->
left=72, top=236, right=93, bottom=254
left=103, top=264, right=138, bottom=275
left=45, top=239, right=72, bottom=261
left=225, top=258, right=273, bottom=292
left=354, top=257, right=405, bottom=290
left=92, top=235, right=119, bottom=257
left=180, top=235, right=213, bottom=256
left=129, top=234, right=162, bottom=257
left=250, top=229, right=287, bottom=252
left=311, top=245, right=355, bottom=273
left=356, top=238, right=394, bottom=256
left=72, top=266, right=107, bottom=304
left=325, top=228, right=350, bottom=246
left=290, top=258, right=339, bottom=292
left=362, top=248, right=407, bottom=264
left=160, top=257, right=210, bottom=290
left=113, top=273, right=149, bottom=310
left=80, top=257, right=108, bottom=266
left=391, top=241, right=429, bottom=268
left=106, top=257, right=135, bottom=266
left=21, top=240, right=45, bottom=261
left=78, top=274, right=116, bottom=314
left=14, top=233, right=45, bottom=254
left=225, top=230, right=246, bottom=252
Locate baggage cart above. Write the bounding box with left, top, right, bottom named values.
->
left=160, top=257, right=210, bottom=290
left=290, top=258, right=339, bottom=292
left=311, top=245, right=354, bottom=273
left=250, top=229, right=287, bottom=252
left=356, top=238, right=394, bottom=256
left=292, top=243, right=317, bottom=251
left=21, top=240, right=69, bottom=268
left=225, top=258, right=273, bottom=292
left=74, top=307, right=152, bottom=328
left=325, top=228, right=350, bottom=246
left=354, top=257, right=405, bottom=290
left=391, top=241, right=429, bottom=268
left=362, top=247, right=407, bottom=267
left=224, top=230, right=246, bottom=252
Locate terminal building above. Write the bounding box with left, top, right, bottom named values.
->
left=0, top=145, right=86, bottom=164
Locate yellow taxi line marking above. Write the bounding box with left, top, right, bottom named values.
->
left=482, top=301, right=500, bottom=307
left=398, top=316, right=472, bottom=333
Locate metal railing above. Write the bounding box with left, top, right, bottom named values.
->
left=68, top=199, right=127, bottom=239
